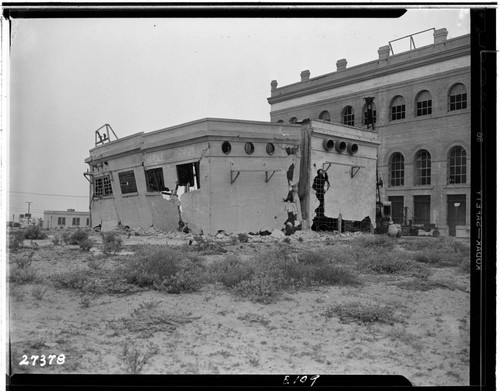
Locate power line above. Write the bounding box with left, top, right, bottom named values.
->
left=8, top=190, right=88, bottom=198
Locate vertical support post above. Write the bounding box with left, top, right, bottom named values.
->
left=338, top=213, right=342, bottom=233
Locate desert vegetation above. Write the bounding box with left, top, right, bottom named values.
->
left=7, top=227, right=470, bottom=385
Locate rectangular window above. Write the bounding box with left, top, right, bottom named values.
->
left=86, top=218, right=90, bottom=226
left=449, top=93, right=467, bottom=111
left=118, top=170, right=138, bottom=194
left=94, top=175, right=113, bottom=197
left=145, top=168, right=165, bottom=192
left=389, top=196, right=404, bottom=224
left=176, top=162, right=200, bottom=190
left=416, top=100, right=432, bottom=116
left=413, top=195, right=430, bottom=226
left=364, top=110, right=377, bottom=125
left=391, top=105, right=405, bottom=121
left=72, top=218, right=80, bottom=226
left=58, top=217, right=66, bottom=226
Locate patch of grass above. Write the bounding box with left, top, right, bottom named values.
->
left=357, top=252, right=430, bottom=279
left=187, top=237, right=227, bottom=255
left=101, top=231, right=123, bottom=255
left=10, top=266, right=38, bottom=284
left=238, top=233, right=249, bottom=243
left=122, top=245, right=205, bottom=293
left=51, top=269, right=103, bottom=293
left=402, top=237, right=470, bottom=269
left=30, top=338, right=47, bottom=350
left=351, top=235, right=397, bottom=251
left=324, top=302, right=404, bottom=325
left=210, top=245, right=360, bottom=303
left=397, top=278, right=465, bottom=292
left=31, top=285, right=48, bottom=300
left=23, top=225, right=47, bottom=240
left=14, top=252, right=34, bottom=269
left=387, top=327, right=424, bottom=351
left=121, top=339, right=159, bottom=374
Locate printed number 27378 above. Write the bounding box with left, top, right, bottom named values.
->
left=19, top=354, right=65, bottom=366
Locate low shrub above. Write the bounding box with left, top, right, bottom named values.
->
left=79, top=238, right=95, bottom=251
left=23, top=225, right=47, bottom=240
left=31, top=285, right=48, bottom=300
left=14, top=253, right=33, bottom=269
left=351, top=235, right=397, bottom=251
left=237, top=233, right=249, bottom=243
left=123, top=246, right=205, bottom=293
left=211, top=245, right=360, bottom=303
left=324, top=302, right=403, bottom=325
left=358, top=252, right=430, bottom=279
left=51, top=269, right=103, bottom=293
left=8, top=231, right=25, bottom=251
left=101, top=231, right=123, bottom=255
left=188, top=237, right=226, bottom=255
left=68, top=229, right=91, bottom=245
left=10, top=266, right=38, bottom=284
left=121, top=339, right=159, bottom=374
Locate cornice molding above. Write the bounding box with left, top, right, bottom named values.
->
left=268, top=44, right=470, bottom=105
left=270, top=66, right=470, bottom=117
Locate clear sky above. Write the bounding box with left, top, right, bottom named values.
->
left=7, top=8, right=470, bottom=219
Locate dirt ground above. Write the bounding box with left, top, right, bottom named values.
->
left=7, top=230, right=470, bottom=386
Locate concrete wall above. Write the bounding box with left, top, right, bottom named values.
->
left=87, top=119, right=302, bottom=234
left=303, top=121, right=379, bottom=227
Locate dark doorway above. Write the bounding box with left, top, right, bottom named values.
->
left=447, top=194, right=466, bottom=236
left=388, top=196, right=404, bottom=224
left=413, top=195, right=430, bottom=225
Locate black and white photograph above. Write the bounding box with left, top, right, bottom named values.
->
left=3, top=4, right=493, bottom=388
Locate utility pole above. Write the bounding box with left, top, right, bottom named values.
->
left=26, top=201, right=32, bottom=224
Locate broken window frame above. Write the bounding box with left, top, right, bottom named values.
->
left=176, top=161, right=201, bottom=191
left=94, top=175, right=113, bottom=197
left=145, top=167, right=166, bottom=192
left=118, top=170, right=138, bottom=194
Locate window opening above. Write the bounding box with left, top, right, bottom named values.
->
left=389, top=153, right=404, bottom=186
left=319, top=111, right=331, bottom=121
left=415, top=150, right=431, bottom=186
left=58, top=217, right=66, bottom=226
left=118, top=170, right=138, bottom=194
left=416, top=91, right=432, bottom=116
left=176, top=162, right=200, bottom=192
left=449, top=84, right=467, bottom=111
left=94, top=175, right=113, bottom=197
left=448, top=146, right=466, bottom=184
left=244, top=142, right=255, bottom=155
left=72, top=218, right=80, bottom=226
left=342, top=106, right=354, bottom=126
left=391, top=96, right=406, bottom=121
left=266, top=143, right=275, bottom=155
left=222, top=141, right=232, bottom=154
left=145, top=168, right=165, bottom=192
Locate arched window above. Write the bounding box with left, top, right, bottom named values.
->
left=415, top=150, right=431, bottom=186
left=416, top=90, right=432, bottom=116
left=289, top=117, right=298, bottom=124
left=389, top=153, right=404, bottom=187
left=448, top=83, right=467, bottom=111
left=277, top=119, right=284, bottom=123
left=448, top=146, right=467, bottom=184
left=342, top=106, right=354, bottom=126
left=390, top=96, right=405, bottom=121
left=363, top=102, right=377, bottom=125
left=319, top=110, right=331, bottom=121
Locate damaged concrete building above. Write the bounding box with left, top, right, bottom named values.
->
left=85, top=119, right=379, bottom=234
left=269, top=28, right=470, bottom=237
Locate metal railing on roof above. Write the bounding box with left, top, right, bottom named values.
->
left=388, top=28, right=435, bottom=55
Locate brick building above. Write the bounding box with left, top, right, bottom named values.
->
left=268, top=28, right=470, bottom=236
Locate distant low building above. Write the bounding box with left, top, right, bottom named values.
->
left=43, top=209, right=90, bottom=229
